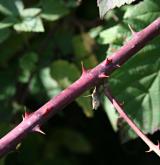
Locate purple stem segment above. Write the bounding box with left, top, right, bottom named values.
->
left=104, top=84, right=160, bottom=157
left=0, top=18, right=160, bottom=157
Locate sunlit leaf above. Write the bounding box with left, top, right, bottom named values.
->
left=40, top=68, right=61, bottom=98
left=20, top=8, right=41, bottom=18
left=105, top=39, right=160, bottom=142
left=13, top=16, right=44, bottom=32
left=100, top=0, right=160, bottom=142
left=99, top=24, right=130, bottom=45
left=97, top=0, right=136, bottom=18
left=124, top=0, right=160, bottom=28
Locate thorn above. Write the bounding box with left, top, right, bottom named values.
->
left=128, top=24, right=137, bottom=35
left=83, top=94, right=92, bottom=97
left=99, top=73, right=109, bottom=79
left=119, top=101, right=124, bottom=107
left=115, top=64, right=121, bottom=68
left=81, top=61, right=87, bottom=76
left=32, top=125, right=45, bottom=135
left=16, top=143, right=22, bottom=150
left=145, top=148, right=152, bottom=153
left=44, top=108, right=50, bottom=115
left=22, top=111, right=32, bottom=120
left=105, top=58, right=112, bottom=65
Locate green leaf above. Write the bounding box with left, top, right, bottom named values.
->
left=76, top=96, right=93, bottom=118
left=50, top=60, right=80, bottom=88
left=89, top=26, right=103, bottom=39
left=0, top=69, right=16, bottom=101
left=0, top=1, right=43, bottom=32
left=72, top=33, right=98, bottom=68
left=20, top=8, right=41, bottom=18
left=0, top=0, right=19, bottom=16
left=40, top=68, right=61, bottom=98
left=0, top=28, right=10, bottom=43
left=0, top=17, right=18, bottom=29
left=19, top=52, right=38, bottom=71
left=99, top=24, right=130, bottom=45
left=12, top=1, right=44, bottom=32
left=124, top=0, right=160, bottom=20
left=14, top=0, right=24, bottom=14
left=13, top=16, right=44, bottom=32
left=100, top=0, right=160, bottom=142
left=102, top=96, right=119, bottom=131
left=0, top=33, right=23, bottom=65
left=124, top=0, right=160, bottom=29
left=40, top=0, right=69, bottom=21
left=29, top=74, right=46, bottom=97
left=53, top=27, right=74, bottom=56
left=97, top=0, right=136, bottom=18
left=103, top=38, right=160, bottom=142
left=0, top=157, right=5, bottom=165
left=19, top=52, right=38, bottom=82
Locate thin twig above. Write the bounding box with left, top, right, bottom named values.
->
left=104, top=83, right=160, bottom=157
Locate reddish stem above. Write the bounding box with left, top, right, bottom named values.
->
left=0, top=18, right=160, bottom=157
left=104, top=84, right=160, bottom=157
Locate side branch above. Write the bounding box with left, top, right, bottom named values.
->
left=104, top=84, right=160, bottom=157
left=0, top=18, right=160, bottom=157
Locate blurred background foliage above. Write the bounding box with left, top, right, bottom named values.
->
left=0, top=0, right=160, bottom=164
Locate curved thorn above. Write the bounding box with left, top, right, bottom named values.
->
left=83, top=94, right=92, bottom=97
left=115, top=64, right=121, bottom=68
left=145, top=148, right=152, bottom=153
left=113, top=64, right=121, bottom=69
left=81, top=61, right=87, bottom=76
left=32, top=125, right=45, bottom=135
left=43, top=108, right=50, bottom=116
left=119, top=101, right=124, bottom=107
left=99, top=73, right=109, bottom=78
left=105, top=58, right=112, bottom=65
left=16, top=143, right=22, bottom=150
left=22, top=111, right=32, bottom=120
